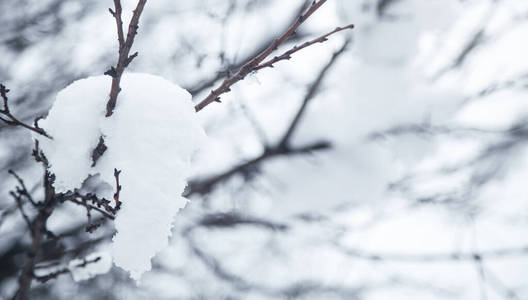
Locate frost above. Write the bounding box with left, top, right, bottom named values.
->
left=37, top=73, right=206, bottom=281
left=68, top=252, right=112, bottom=282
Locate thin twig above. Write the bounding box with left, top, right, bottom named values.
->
left=0, top=84, right=51, bottom=138
left=33, top=256, right=101, bottom=283
left=65, top=197, right=115, bottom=220
left=113, top=168, right=122, bottom=211
left=8, top=170, right=38, bottom=207
left=337, top=244, right=528, bottom=262
left=254, top=24, right=354, bottom=71
left=105, top=0, right=147, bottom=117
left=186, top=1, right=312, bottom=96
left=93, top=0, right=147, bottom=167
left=15, top=169, right=56, bottom=300
left=194, top=0, right=354, bottom=112
left=10, top=191, right=32, bottom=231
left=186, top=140, right=330, bottom=196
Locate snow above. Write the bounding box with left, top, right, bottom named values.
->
left=68, top=251, right=112, bottom=282
left=36, top=73, right=206, bottom=281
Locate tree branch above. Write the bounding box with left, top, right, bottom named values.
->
left=15, top=170, right=56, bottom=300
left=188, top=40, right=350, bottom=196
left=254, top=25, right=353, bottom=71
left=186, top=140, right=330, bottom=196
left=194, top=0, right=354, bottom=112
left=105, top=0, right=147, bottom=117
left=0, top=84, right=50, bottom=138
left=278, top=39, right=350, bottom=149
left=186, top=1, right=313, bottom=96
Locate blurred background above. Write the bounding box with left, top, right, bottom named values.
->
left=1, top=0, right=528, bottom=299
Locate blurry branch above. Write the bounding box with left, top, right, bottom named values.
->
left=376, top=0, right=399, bottom=18
left=237, top=101, right=269, bottom=145
left=464, top=72, right=528, bottom=104
left=194, top=0, right=354, bottom=112
left=105, top=0, right=147, bottom=117
left=0, top=203, right=18, bottom=229
left=187, top=140, right=330, bottom=196
left=473, top=246, right=488, bottom=300
left=8, top=171, right=35, bottom=230
left=387, top=275, right=459, bottom=298
left=0, top=84, right=50, bottom=138
left=367, top=122, right=510, bottom=140
left=183, top=219, right=361, bottom=299
left=432, top=2, right=499, bottom=80
left=14, top=168, right=57, bottom=300
left=451, top=29, right=485, bottom=70
left=480, top=265, right=523, bottom=300
left=433, top=29, right=485, bottom=79
left=33, top=256, right=101, bottom=283
left=336, top=244, right=528, bottom=262
left=8, top=170, right=38, bottom=207
left=278, top=39, right=349, bottom=148
left=198, top=212, right=288, bottom=231
left=188, top=39, right=349, bottom=196
left=382, top=120, right=528, bottom=209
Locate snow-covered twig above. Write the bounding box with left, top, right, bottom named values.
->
left=0, top=84, right=50, bottom=138
left=194, top=0, right=354, bottom=112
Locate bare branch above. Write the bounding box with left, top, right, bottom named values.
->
left=187, top=40, right=351, bottom=197
left=15, top=170, right=56, bottom=300
left=113, top=168, right=122, bottom=211
left=33, top=256, right=101, bottom=283
left=194, top=0, right=354, bottom=112
left=64, top=197, right=115, bottom=221
left=8, top=170, right=38, bottom=207
left=254, top=24, right=354, bottom=71
left=90, top=136, right=107, bottom=167
left=186, top=1, right=312, bottom=96
left=94, top=0, right=147, bottom=167
left=337, top=244, right=528, bottom=262
left=105, top=0, right=147, bottom=117
left=186, top=140, right=330, bottom=196
left=278, top=39, right=350, bottom=149
left=109, top=1, right=125, bottom=49
left=0, top=84, right=51, bottom=138
left=199, top=212, right=288, bottom=231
